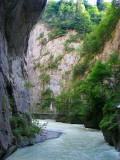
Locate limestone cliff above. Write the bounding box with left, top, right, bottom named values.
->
left=27, top=23, right=81, bottom=111
left=0, top=0, right=47, bottom=159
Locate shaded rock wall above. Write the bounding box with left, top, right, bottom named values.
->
left=102, top=108, right=120, bottom=151
left=0, top=0, right=47, bottom=159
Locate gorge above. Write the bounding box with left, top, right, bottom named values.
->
left=27, top=0, right=120, bottom=153
left=0, top=0, right=120, bottom=159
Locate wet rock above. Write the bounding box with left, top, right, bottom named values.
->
left=102, top=109, right=120, bottom=151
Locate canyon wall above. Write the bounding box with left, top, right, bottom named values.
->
left=0, top=0, right=47, bottom=159
left=27, top=23, right=81, bottom=112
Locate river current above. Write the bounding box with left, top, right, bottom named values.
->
left=7, top=119, right=120, bottom=160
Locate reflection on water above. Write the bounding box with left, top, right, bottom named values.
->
left=7, top=119, right=120, bottom=160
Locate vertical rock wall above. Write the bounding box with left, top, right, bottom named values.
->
left=27, top=23, right=81, bottom=111
left=0, top=0, right=47, bottom=159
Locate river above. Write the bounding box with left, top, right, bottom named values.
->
left=6, top=119, right=120, bottom=160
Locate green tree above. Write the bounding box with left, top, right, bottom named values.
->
left=55, top=91, right=70, bottom=114
left=39, top=73, right=50, bottom=89
left=40, top=88, right=53, bottom=110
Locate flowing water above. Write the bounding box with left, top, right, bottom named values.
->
left=7, top=119, right=120, bottom=160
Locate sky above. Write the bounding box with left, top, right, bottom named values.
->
left=51, top=0, right=112, bottom=6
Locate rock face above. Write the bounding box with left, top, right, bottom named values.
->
left=95, top=19, right=120, bottom=62
left=101, top=108, right=120, bottom=151
left=0, top=0, right=47, bottom=159
left=27, top=23, right=81, bottom=111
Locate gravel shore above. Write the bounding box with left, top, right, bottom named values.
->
left=35, top=130, right=62, bottom=143
left=18, top=130, right=62, bottom=148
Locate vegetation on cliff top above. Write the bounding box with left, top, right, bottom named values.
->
left=42, top=0, right=110, bottom=39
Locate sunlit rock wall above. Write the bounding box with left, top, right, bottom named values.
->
left=27, top=23, right=81, bottom=110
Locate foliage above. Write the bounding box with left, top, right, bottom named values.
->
left=99, top=112, right=117, bottom=130
left=73, top=57, right=89, bottom=77
left=40, top=38, right=47, bottom=45
left=67, top=33, right=84, bottom=42
left=48, top=29, right=66, bottom=40
left=82, top=4, right=120, bottom=55
left=36, top=32, right=44, bottom=40
left=65, top=71, right=71, bottom=75
left=25, top=81, right=33, bottom=88
left=42, top=51, right=50, bottom=56
left=46, top=54, right=64, bottom=70
left=87, top=6, right=103, bottom=24
left=33, top=62, right=41, bottom=70
left=55, top=91, right=70, bottom=114
left=64, top=40, right=75, bottom=53
left=74, top=5, right=92, bottom=34
left=39, top=73, right=50, bottom=84
left=37, top=88, right=53, bottom=111
left=98, top=2, right=111, bottom=11
left=80, top=52, right=120, bottom=129
left=25, top=81, right=33, bottom=92
left=42, top=0, right=108, bottom=38
left=10, top=114, right=42, bottom=142
left=55, top=51, right=120, bottom=129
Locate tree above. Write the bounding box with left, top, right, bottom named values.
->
left=75, top=2, right=92, bottom=33
left=40, top=88, right=53, bottom=110
left=97, top=0, right=104, bottom=6
left=39, top=73, right=50, bottom=90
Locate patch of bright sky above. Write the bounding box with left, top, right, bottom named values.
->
left=51, top=0, right=112, bottom=6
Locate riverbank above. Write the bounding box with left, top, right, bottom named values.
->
left=6, top=120, right=120, bottom=160
left=34, top=130, right=62, bottom=144
left=4, top=130, right=62, bottom=160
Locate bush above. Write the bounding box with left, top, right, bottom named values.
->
left=39, top=73, right=50, bottom=84
left=48, top=28, right=66, bottom=40
left=67, top=34, right=81, bottom=43
left=46, top=55, right=63, bottom=70
left=55, top=91, right=70, bottom=114
left=25, top=81, right=33, bottom=90
left=36, top=32, right=44, bottom=40
left=99, top=113, right=117, bottom=131
left=10, top=115, right=41, bottom=142
left=39, top=88, right=53, bottom=110
left=33, top=62, right=41, bottom=70
left=40, top=38, right=47, bottom=45
left=73, top=57, right=89, bottom=77
left=73, top=64, right=87, bottom=77
left=64, top=41, right=75, bottom=53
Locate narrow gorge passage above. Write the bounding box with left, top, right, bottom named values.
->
left=6, top=120, right=120, bottom=160
left=1, top=0, right=120, bottom=159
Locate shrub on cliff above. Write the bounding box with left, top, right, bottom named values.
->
left=82, top=4, right=120, bottom=55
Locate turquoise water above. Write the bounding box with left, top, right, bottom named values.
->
left=7, top=120, right=120, bottom=160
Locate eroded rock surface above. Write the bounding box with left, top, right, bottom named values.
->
left=27, top=23, right=81, bottom=110
left=0, top=0, right=47, bottom=159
